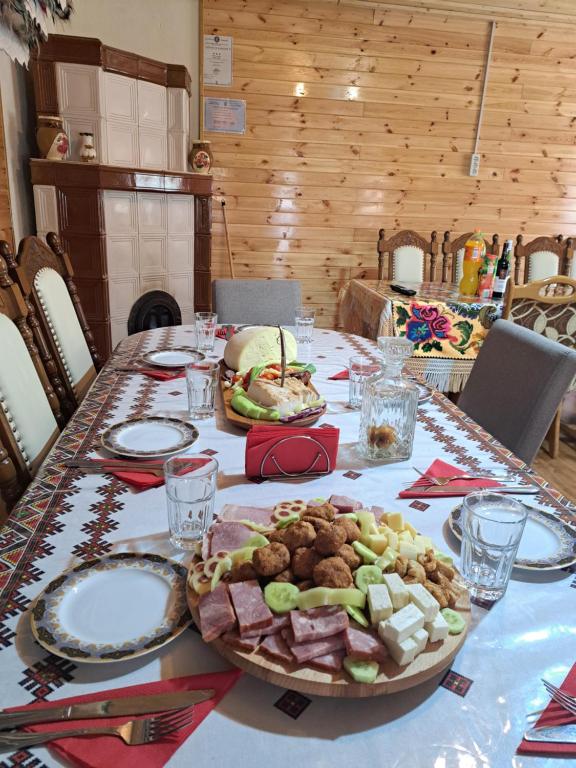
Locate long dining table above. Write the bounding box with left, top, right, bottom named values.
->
left=0, top=325, right=574, bottom=767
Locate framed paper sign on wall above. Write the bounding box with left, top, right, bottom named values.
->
left=204, top=98, right=246, bottom=134
left=203, top=35, right=233, bottom=86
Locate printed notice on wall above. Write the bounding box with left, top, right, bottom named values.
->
left=204, top=98, right=246, bottom=134
left=203, top=35, right=232, bottom=86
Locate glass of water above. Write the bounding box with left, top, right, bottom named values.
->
left=165, top=455, right=218, bottom=550
left=460, top=491, right=528, bottom=603
left=295, top=306, right=315, bottom=345
left=186, top=361, right=219, bottom=419
left=348, top=355, right=379, bottom=409
left=195, top=311, right=218, bottom=352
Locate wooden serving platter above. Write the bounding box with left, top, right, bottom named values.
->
left=187, top=584, right=471, bottom=698
left=219, top=362, right=327, bottom=431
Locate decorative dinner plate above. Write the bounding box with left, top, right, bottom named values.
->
left=142, top=347, right=205, bottom=368
left=449, top=502, right=576, bottom=571
left=101, top=417, right=199, bottom=458
left=31, top=554, right=192, bottom=663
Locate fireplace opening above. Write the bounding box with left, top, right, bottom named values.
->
left=127, top=291, right=182, bottom=335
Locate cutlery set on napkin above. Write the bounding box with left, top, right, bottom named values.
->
left=519, top=665, right=576, bottom=755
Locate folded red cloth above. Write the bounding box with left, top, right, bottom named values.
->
left=398, top=458, right=502, bottom=498
left=245, top=424, right=339, bottom=478
left=328, top=369, right=349, bottom=380
left=91, top=457, right=211, bottom=491
left=6, top=670, right=242, bottom=768
left=138, top=369, right=186, bottom=381
left=517, top=662, right=576, bottom=757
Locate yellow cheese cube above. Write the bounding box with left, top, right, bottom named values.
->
left=398, top=530, right=413, bottom=543
left=414, top=534, right=433, bottom=552
left=398, top=541, right=419, bottom=561
left=387, top=512, right=404, bottom=532
left=412, top=537, right=426, bottom=556
left=386, top=531, right=399, bottom=550
left=368, top=534, right=388, bottom=555
left=375, top=547, right=398, bottom=572
left=404, top=522, right=418, bottom=538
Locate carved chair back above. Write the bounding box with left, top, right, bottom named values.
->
left=441, top=232, right=499, bottom=284
left=513, top=235, right=569, bottom=284
left=377, top=230, right=439, bottom=283
left=6, top=234, right=101, bottom=408
left=502, top=275, right=576, bottom=348
left=0, top=254, right=61, bottom=514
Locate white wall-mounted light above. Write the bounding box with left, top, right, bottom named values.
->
left=294, top=82, right=307, bottom=97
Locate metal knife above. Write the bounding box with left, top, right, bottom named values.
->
left=524, top=724, right=576, bottom=743
left=0, top=689, right=214, bottom=730
left=412, top=484, right=539, bottom=495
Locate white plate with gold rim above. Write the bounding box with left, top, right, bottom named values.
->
left=142, top=347, right=205, bottom=368
left=101, top=416, right=199, bottom=459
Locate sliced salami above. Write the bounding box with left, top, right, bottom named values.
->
left=221, top=630, right=260, bottom=653
left=290, top=606, right=349, bottom=644
left=329, top=495, right=363, bottom=513
left=344, top=626, right=388, bottom=662
left=198, top=583, right=237, bottom=642
left=228, top=580, right=274, bottom=635
left=309, top=650, right=346, bottom=673
left=282, top=629, right=346, bottom=664
left=260, top=633, right=294, bottom=664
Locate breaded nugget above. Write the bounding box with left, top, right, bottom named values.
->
left=274, top=567, right=295, bottom=583
left=292, top=546, right=322, bottom=580
left=229, top=560, right=258, bottom=582
left=336, top=543, right=361, bottom=571
left=313, top=556, right=353, bottom=588
left=314, top=525, right=346, bottom=556
left=297, top=580, right=313, bottom=591
left=303, top=502, right=337, bottom=522
left=252, top=542, right=290, bottom=577
left=282, top=520, right=316, bottom=552
left=333, top=516, right=361, bottom=543
left=301, top=515, right=331, bottom=533
left=268, top=528, right=287, bottom=544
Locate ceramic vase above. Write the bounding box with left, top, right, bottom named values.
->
left=189, top=141, right=212, bottom=174
left=37, top=116, right=69, bottom=161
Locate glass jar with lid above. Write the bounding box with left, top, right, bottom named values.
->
left=358, top=337, right=418, bottom=463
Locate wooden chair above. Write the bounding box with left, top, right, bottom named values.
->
left=5, top=233, right=101, bottom=410
left=441, top=232, right=499, bottom=284
left=0, top=255, right=61, bottom=515
left=377, top=230, right=438, bottom=283
left=502, top=274, right=576, bottom=458
left=513, top=235, right=569, bottom=284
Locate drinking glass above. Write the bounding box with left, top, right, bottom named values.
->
left=186, top=361, right=219, bottom=419
left=460, top=491, right=528, bottom=603
left=348, top=355, right=379, bottom=409
left=165, top=455, right=218, bottom=550
left=195, top=311, right=218, bottom=351
left=294, top=306, right=315, bottom=345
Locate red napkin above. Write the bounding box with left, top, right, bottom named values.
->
left=329, top=369, right=349, bottom=380
left=245, top=424, right=339, bottom=478
left=88, top=457, right=211, bottom=492
left=398, top=459, right=502, bottom=498
left=517, top=663, right=576, bottom=757
left=215, top=325, right=236, bottom=340
left=138, top=369, right=186, bottom=382
left=7, top=670, right=241, bottom=768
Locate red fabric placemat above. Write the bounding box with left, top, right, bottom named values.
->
left=398, top=459, right=502, bottom=498
left=138, top=369, right=186, bottom=381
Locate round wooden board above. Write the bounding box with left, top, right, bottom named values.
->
left=187, top=585, right=471, bottom=698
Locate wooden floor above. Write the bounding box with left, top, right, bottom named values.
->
left=533, top=434, right=576, bottom=503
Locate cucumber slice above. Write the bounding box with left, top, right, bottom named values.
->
left=211, top=557, right=232, bottom=591
left=275, top=512, right=300, bottom=529
left=297, top=587, right=366, bottom=611
left=245, top=533, right=270, bottom=549
left=352, top=541, right=378, bottom=564
left=346, top=605, right=369, bottom=628
left=230, top=546, right=257, bottom=565
left=343, top=657, right=379, bottom=684
left=235, top=519, right=272, bottom=533
left=264, top=582, right=300, bottom=613
left=441, top=608, right=466, bottom=635
left=339, top=512, right=358, bottom=522
left=354, top=565, right=384, bottom=594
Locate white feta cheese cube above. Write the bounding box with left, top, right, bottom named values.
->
left=406, top=583, right=440, bottom=622
left=367, top=583, right=393, bottom=624
left=378, top=603, right=425, bottom=644
left=424, top=612, right=449, bottom=643
left=412, top=627, right=429, bottom=656
left=383, top=634, right=418, bottom=666
left=398, top=541, right=419, bottom=561
left=382, top=573, right=410, bottom=610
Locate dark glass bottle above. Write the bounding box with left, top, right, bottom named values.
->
left=492, top=239, right=513, bottom=298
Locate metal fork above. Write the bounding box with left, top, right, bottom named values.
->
left=542, top=679, right=576, bottom=716
left=0, top=706, right=196, bottom=748
left=408, top=467, right=525, bottom=486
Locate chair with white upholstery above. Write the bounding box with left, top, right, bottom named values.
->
left=442, top=231, right=499, bottom=284
left=377, top=230, right=438, bottom=283
left=212, top=279, right=302, bottom=325
left=7, top=234, right=101, bottom=409
left=0, top=256, right=61, bottom=515
left=513, top=235, right=568, bottom=284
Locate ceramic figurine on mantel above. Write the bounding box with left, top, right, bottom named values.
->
left=36, top=116, right=69, bottom=160
left=190, top=141, right=212, bottom=174
left=79, top=132, right=97, bottom=162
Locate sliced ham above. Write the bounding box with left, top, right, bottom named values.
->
left=282, top=629, right=346, bottom=664
left=228, top=580, right=273, bottom=635
left=329, top=495, right=363, bottom=513
left=209, top=521, right=254, bottom=556
left=309, top=650, right=346, bottom=673
left=242, top=614, right=290, bottom=639
left=218, top=504, right=274, bottom=526
left=260, top=633, right=294, bottom=664
left=198, top=583, right=236, bottom=642
left=290, top=606, right=349, bottom=644
left=344, top=626, right=388, bottom=662
left=221, top=630, right=260, bottom=653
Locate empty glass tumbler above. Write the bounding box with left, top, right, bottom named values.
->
left=295, top=306, right=315, bottom=344
left=186, top=361, right=219, bottom=418
left=164, top=455, right=219, bottom=550
left=348, top=355, right=379, bottom=409
left=195, top=311, right=218, bottom=352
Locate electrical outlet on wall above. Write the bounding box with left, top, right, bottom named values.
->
left=469, top=153, right=480, bottom=176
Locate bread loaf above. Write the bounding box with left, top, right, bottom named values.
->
left=224, top=326, right=297, bottom=371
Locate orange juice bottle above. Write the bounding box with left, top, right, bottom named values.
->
left=459, top=229, right=485, bottom=296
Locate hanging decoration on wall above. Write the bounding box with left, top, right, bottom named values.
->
left=0, top=0, right=73, bottom=65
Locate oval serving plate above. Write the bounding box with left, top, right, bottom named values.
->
left=449, top=502, right=576, bottom=571
left=101, top=416, right=199, bottom=459
left=31, top=554, right=191, bottom=663
left=142, top=347, right=205, bottom=368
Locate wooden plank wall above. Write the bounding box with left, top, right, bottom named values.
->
left=203, top=0, right=576, bottom=327
left=0, top=91, right=14, bottom=249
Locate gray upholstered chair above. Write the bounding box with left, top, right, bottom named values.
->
left=458, top=319, right=576, bottom=465
left=212, top=279, right=302, bottom=325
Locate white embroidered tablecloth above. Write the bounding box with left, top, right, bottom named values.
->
left=0, top=327, right=574, bottom=768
